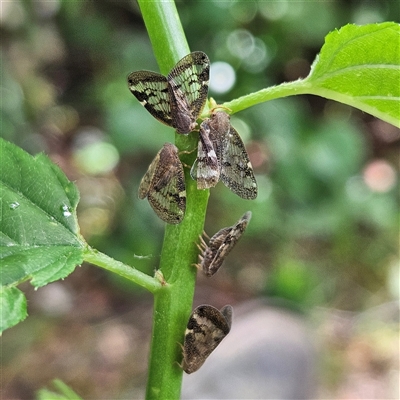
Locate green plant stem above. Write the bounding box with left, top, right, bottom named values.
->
left=83, top=247, right=162, bottom=293
left=136, top=1, right=210, bottom=399
left=222, top=76, right=399, bottom=128
left=137, top=0, right=189, bottom=74
left=222, top=79, right=311, bottom=114
left=146, top=179, right=208, bottom=399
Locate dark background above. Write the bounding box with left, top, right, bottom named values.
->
left=1, top=1, right=399, bottom=399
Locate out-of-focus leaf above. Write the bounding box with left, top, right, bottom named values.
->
left=36, top=379, right=83, bottom=400
left=0, top=287, right=27, bottom=332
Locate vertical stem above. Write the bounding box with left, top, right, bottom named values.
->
left=146, top=175, right=208, bottom=399
left=136, top=1, right=210, bottom=398
left=136, top=0, right=190, bottom=74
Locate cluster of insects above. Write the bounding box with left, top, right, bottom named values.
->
left=182, top=212, right=251, bottom=373
left=128, top=52, right=256, bottom=373
left=128, top=51, right=258, bottom=224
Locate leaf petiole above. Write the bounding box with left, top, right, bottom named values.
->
left=83, top=247, right=162, bottom=293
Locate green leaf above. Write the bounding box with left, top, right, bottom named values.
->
left=1, top=246, right=84, bottom=287
left=36, top=379, right=83, bottom=400
left=36, top=390, right=66, bottom=400
left=0, top=139, right=162, bottom=333
left=305, top=22, right=400, bottom=126
left=0, top=286, right=27, bottom=332
left=0, top=138, right=85, bottom=288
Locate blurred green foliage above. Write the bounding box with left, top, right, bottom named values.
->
left=1, top=0, right=398, bottom=308
left=1, top=0, right=399, bottom=398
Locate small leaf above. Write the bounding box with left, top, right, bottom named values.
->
left=0, top=286, right=27, bottom=332
left=36, top=379, right=83, bottom=400
left=306, top=22, right=400, bottom=126
left=0, top=139, right=86, bottom=331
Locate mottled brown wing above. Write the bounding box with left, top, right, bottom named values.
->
left=182, top=304, right=232, bottom=374
left=139, top=143, right=186, bottom=224
left=138, top=147, right=161, bottom=199
left=208, top=111, right=258, bottom=199
left=190, top=119, right=220, bottom=189
left=201, top=211, right=252, bottom=277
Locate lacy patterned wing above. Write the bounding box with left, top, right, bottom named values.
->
left=168, top=51, right=210, bottom=134
left=127, top=71, right=172, bottom=127
left=207, top=110, right=229, bottom=165
left=138, top=143, right=186, bottom=224
left=182, top=305, right=232, bottom=374
left=138, top=147, right=161, bottom=200
left=206, top=111, right=257, bottom=199
left=220, top=124, right=258, bottom=200
left=201, top=211, right=252, bottom=277
left=190, top=119, right=220, bottom=189
left=200, top=226, right=232, bottom=277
